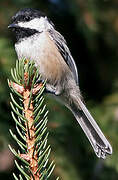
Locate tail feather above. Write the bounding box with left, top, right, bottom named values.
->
left=69, top=96, right=112, bottom=159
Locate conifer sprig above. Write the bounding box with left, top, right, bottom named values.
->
left=8, top=59, right=59, bottom=180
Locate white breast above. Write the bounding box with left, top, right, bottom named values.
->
left=15, top=32, right=47, bottom=65
left=15, top=32, right=69, bottom=84
left=15, top=33, right=49, bottom=81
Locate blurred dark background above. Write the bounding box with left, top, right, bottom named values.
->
left=0, top=0, right=118, bottom=179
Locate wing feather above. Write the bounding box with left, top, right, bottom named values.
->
left=48, top=29, right=79, bottom=85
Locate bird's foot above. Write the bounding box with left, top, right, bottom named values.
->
left=36, top=76, right=61, bottom=96
left=45, top=83, right=61, bottom=96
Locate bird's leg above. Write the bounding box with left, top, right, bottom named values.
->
left=36, top=77, right=56, bottom=94
left=45, top=83, right=56, bottom=94
left=36, top=75, right=61, bottom=95
left=45, top=83, right=62, bottom=96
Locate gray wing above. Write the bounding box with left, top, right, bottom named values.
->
left=48, top=29, right=79, bottom=85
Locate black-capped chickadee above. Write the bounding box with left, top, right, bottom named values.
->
left=8, top=8, right=112, bottom=159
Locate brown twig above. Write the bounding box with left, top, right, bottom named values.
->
left=10, top=72, right=43, bottom=180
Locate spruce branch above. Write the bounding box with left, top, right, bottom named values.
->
left=8, top=59, right=59, bottom=180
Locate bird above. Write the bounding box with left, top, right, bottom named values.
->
left=8, top=8, right=112, bottom=159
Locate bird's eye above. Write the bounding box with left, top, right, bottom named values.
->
left=24, top=16, right=30, bottom=21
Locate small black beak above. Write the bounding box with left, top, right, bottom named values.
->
left=8, top=23, right=19, bottom=29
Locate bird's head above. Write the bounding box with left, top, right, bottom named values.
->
left=8, top=8, right=53, bottom=42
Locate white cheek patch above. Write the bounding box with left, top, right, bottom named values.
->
left=18, top=17, right=53, bottom=32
